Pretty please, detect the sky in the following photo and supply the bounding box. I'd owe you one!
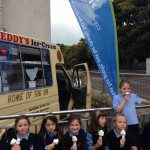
[51,0,84,45]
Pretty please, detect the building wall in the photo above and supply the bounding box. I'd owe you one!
[0,0,4,31]
[3,0,51,42]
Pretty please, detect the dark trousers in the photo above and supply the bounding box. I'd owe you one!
[128,124,141,150]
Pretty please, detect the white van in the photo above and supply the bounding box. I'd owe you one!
[0,31,91,130]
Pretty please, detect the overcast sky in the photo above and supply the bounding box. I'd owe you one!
[51,0,84,45]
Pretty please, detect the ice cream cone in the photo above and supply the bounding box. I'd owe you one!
[120,129,126,139]
[52,139,59,147]
[125,92,130,95]
[10,138,20,145]
[98,130,104,139]
[72,136,77,146]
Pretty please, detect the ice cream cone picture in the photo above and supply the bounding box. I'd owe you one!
[72,136,78,146]
[52,139,59,147]
[120,129,126,139]
[98,130,104,139]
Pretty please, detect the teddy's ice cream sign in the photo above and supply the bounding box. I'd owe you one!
[0,31,56,50]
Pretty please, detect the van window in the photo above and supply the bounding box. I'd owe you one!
[21,46,44,88]
[0,41,53,93]
[21,47,53,88]
[0,42,23,92]
[42,50,52,86]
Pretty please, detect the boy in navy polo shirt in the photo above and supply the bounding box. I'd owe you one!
[108,114,137,150]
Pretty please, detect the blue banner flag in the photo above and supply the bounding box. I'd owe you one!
[69,0,119,99]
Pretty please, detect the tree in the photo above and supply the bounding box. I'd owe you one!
[113,0,150,70]
[58,39,97,69]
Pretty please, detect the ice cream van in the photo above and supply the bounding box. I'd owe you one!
[0,31,91,132]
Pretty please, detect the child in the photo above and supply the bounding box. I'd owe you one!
[113,80,150,150]
[1,115,44,150]
[39,114,62,150]
[89,110,101,124]
[108,114,137,150]
[87,112,108,150]
[60,114,88,150]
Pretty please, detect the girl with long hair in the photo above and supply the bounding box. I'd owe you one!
[87,112,108,150]
[39,114,62,150]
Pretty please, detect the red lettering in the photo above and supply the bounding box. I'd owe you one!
[1,32,31,45]
[0,32,6,40]
[26,38,30,45]
[19,36,24,44]
[13,35,19,42]
[7,33,13,41]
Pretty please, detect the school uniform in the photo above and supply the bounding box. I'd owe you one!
[1,128,16,150]
[41,130,61,150]
[87,128,108,150]
[60,128,88,150]
[113,93,142,149]
[108,129,135,150]
[1,128,44,150]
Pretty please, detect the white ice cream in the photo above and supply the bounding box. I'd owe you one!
[10,138,16,145]
[120,129,126,139]
[16,138,20,144]
[72,136,78,142]
[10,138,20,145]
[52,139,59,146]
[98,130,104,137]
[125,92,130,95]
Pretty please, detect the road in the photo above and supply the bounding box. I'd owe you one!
[90,72,150,100]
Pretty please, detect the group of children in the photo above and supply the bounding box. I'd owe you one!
[0,112,142,150]
[1,111,144,150]
[0,113,135,150]
[0,80,150,150]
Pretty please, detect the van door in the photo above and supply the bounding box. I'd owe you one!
[71,63,91,109]
[56,66,72,119]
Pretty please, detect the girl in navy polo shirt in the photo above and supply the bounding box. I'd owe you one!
[39,114,62,150]
[87,112,108,150]
[60,114,88,150]
[1,115,44,150]
[113,80,150,150]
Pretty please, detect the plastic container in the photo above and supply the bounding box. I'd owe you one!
[28,81,36,88]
